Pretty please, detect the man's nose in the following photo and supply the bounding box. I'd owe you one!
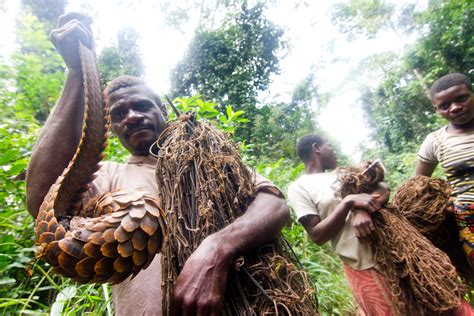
[450,102,463,113]
[124,109,144,125]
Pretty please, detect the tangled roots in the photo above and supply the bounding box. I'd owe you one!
[372,208,464,314]
[336,161,384,198]
[391,176,472,286]
[338,164,466,315]
[391,176,451,237]
[155,113,318,315]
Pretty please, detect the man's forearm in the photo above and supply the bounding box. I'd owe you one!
[206,191,289,260]
[308,199,352,245]
[171,191,290,314]
[26,69,84,217]
[415,160,437,177]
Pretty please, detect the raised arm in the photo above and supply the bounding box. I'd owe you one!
[415,160,437,177]
[26,13,93,217]
[171,191,289,315]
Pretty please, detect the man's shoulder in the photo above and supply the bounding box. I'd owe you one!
[425,125,446,139]
[288,174,309,189]
[97,160,127,176]
[289,172,336,191]
[100,160,126,169]
[426,125,474,144]
[420,126,446,147]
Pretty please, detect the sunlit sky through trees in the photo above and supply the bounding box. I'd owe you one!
[0,0,426,160]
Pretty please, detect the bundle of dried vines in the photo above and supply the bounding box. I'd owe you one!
[155,113,318,315]
[337,164,466,315]
[391,176,472,283]
[391,176,451,238]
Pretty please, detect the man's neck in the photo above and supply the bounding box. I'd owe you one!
[304,161,323,174]
[447,119,474,134]
[127,154,156,165]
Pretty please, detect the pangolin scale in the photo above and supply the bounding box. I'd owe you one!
[34,40,165,284]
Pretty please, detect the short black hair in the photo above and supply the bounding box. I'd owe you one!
[429,73,472,100]
[104,75,164,109]
[296,134,325,162]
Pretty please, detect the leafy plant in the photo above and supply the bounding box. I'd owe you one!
[169,95,249,134]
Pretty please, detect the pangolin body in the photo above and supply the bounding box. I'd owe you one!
[34,41,165,284]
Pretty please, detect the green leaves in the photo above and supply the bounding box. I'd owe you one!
[98,27,144,85]
[169,95,249,135]
[332,0,396,40]
[171,2,284,142]
[340,0,473,192]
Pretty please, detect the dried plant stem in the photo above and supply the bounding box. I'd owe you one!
[156,114,318,315]
[337,166,466,315]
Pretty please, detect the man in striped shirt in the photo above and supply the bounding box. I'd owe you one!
[416,73,474,271]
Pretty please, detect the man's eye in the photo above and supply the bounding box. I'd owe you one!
[438,103,450,110]
[135,102,150,111]
[112,111,125,120]
[457,95,467,102]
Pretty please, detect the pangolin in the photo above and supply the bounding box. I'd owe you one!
[34,38,165,284]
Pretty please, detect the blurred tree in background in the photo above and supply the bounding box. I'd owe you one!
[333,0,473,187]
[171,2,285,142]
[0,0,472,314]
[98,27,145,84]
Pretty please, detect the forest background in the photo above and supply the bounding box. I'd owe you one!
[0,0,472,314]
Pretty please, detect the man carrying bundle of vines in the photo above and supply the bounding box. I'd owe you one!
[288,134,473,315]
[416,73,474,273]
[26,12,291,315]
[287,135,393,314]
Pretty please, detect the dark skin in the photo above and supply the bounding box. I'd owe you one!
[298,141,388,244]
[26,13,290,315]
[416,84,474,177]
[108,84,169,155]
[415,84,474,215]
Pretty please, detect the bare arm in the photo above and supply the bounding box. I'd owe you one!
[300,193,381,245]
[415,160,437,177]
[349,182,390,239]
[26,13,92,217]
[172,192,290,315]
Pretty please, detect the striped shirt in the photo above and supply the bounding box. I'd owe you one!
[418,126,474,203]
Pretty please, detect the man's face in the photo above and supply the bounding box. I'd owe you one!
[433,84,474,127]
[108,84,168,155]
[319,142,337,170]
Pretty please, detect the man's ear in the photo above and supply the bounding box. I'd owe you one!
[157,101,168,120]
[433,104,441,115]
[312,143,321,154]
[161,106,169,121]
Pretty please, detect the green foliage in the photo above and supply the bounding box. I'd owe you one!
[0,19,60,310]
[21,0,67,33]
[407,0,474,81]
[13,14,65,122]
[251,74,318,161]
[171,2,283,109]
[332,0,396,39]
[169,95,249,134]
[339,0,473,191]
[171,1,284,142]
[0,11,112,315]
[103,136,130,164]
[358,64,440,153]
[98,27,145,85]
